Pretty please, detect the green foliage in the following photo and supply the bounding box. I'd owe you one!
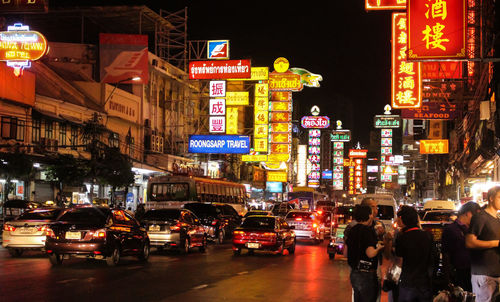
[97,147,134,189]
[45,153,89,187]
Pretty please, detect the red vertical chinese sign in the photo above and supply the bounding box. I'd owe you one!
[392,13,422,109]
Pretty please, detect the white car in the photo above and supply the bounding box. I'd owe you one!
[2,208,62,257]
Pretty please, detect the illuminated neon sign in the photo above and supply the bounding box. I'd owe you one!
[0,23,48,76]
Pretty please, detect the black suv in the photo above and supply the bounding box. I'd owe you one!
[183,203,242,244]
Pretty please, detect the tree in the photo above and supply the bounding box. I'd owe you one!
[98,146,135,204]
[0,151,34,202]
[81,113,107,201]
[45,153,89,206]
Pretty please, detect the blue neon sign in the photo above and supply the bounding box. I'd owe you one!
[188,135,250,154]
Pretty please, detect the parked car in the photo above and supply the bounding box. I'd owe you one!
[284,210,324,244]
[45,206,150,266]
[141,208,206,254]
[2,207,62,257]
[3,200,41,222]
[183,202,241,244]
[232,215,295,256]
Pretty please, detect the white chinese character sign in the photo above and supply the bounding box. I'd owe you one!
[209,99,226,116]
[209,116,225,133]
[209,81,226,97]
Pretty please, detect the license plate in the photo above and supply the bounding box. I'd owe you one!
[19,227,35,234]
[246,242,260,249]
[65,231,81,240]
[149,225,161,232]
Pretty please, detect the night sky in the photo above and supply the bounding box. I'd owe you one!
[54,0,395,146]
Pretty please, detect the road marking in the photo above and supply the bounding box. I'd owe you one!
[192,284,208,290]
[56,278,78,284]
[236,271,248,275]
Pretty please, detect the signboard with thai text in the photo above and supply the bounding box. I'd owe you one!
[226,91,249,105]
[331,130,351,142]
[392,13,422,109]
[419,139,449,154]
[269,71,303,91]
[408,0,467,59]
[348,149,368,158]
[189,59,251,80]
[267,171,287,183]
[401,102,459,120]
[301,116,330,129]
[374,115,401,128]
[228,67,269,81]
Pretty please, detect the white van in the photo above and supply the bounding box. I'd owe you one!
[355,194,398,229]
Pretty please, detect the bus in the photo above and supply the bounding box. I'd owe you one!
[287,186,328,211]
[146,175,248,215]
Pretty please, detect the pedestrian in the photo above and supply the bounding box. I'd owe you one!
[465,186,500,302]
[55,192,64,208]
[345,197,386,242]
[346,204,385,302]
[394,205,434,302]
[441,201,480,292]
[135,203,145,221]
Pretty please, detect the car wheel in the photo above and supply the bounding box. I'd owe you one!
[199,236,207,253]
[181,237,190,254]
[233,248,241,256]
[49,253,63,266]
[288,241,296,254]
[106,247,121,266]
[8,248,23,257]
[139,243,150,261]
[279,241,287,256]
[217,229,225,244]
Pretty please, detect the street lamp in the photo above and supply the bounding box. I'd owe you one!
[104,76,141,107]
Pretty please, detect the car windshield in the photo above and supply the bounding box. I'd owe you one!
[423,211,456,222]
[183,203,218,218]
[241,217,275,229]
[377,205,394,220]
[142,209,180,221]
[286,212,314,220]
[17,209,61,220]
[58,208,109,225]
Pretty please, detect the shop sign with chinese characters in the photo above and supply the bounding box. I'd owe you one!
[365,0,406,10]
[392,13,422,109]
[189,59,251,80]
[422,61,463,79]
[226,107,238,134]
[420,139,449,154]
[408,0,467,59]
[267,171,288,183]
[209,81,226,97]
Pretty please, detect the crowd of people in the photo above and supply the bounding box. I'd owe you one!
[345,186,500,302]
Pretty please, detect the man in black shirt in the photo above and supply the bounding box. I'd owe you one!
[395,206,434,302]
[442,201,480,291]
[465,186,500,302]
[346,205,385,302]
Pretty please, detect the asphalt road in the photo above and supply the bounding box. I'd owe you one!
[0,241,355,302]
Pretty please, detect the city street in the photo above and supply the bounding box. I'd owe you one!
[0,241,354,302]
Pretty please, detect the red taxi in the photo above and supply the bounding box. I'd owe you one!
[232,216,295,256]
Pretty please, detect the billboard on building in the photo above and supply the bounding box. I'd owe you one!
[408,0,467,59]
[365,0,406,10]
[99,33,149,84]
[188,135,250,154]
[189,59,251,80]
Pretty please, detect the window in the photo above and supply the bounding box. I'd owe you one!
[59,123,67,146]
[44,120,54,139]
[1,116,23,140]
[109,132,119,148]
[70,126,78,150]
[32,118,41,143]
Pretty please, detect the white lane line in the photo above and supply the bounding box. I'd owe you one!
[56,278,78,284]
[192,284,209,290]
[236,271,249,275]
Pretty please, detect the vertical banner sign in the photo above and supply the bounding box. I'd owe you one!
[254,83,269,152]
[209,81,226,133]
[408,0,467,59]
[297,145,307,187]
[99,33,149,84]
[381,129,393,182]
[348,160,355,195]
[392,13,422,109]
[269,91,293,162]
[308,129,321,188]
[354,159,364,193]
[226,107,238,134]
[332,142,344,190]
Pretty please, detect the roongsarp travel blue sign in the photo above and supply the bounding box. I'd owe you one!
[188,135,250,154]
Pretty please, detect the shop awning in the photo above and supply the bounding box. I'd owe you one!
[59,113,83,125]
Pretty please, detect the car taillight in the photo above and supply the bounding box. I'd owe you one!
[46,228,56,238]
[37,225,49,233]
[92,229,106,239]
[263,232,276,238]
[170,223,181,231]
[3,224,15,232]
[313,223,318,228]
[233,230,245,237]
[211,219,219,226]
[295,218,302,221]
[317,210,323,215]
